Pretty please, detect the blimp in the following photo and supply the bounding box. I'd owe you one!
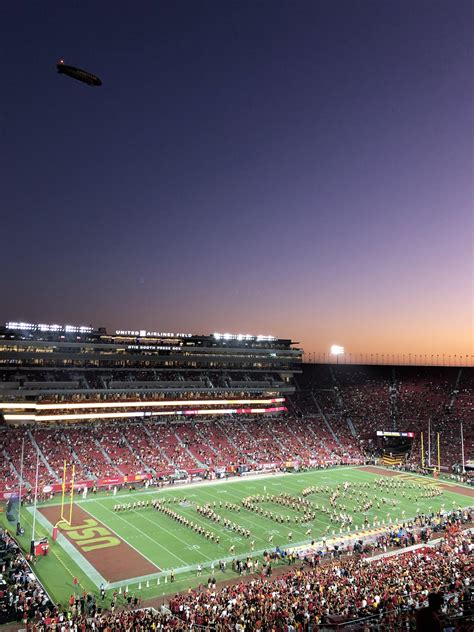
[56,59,102,86]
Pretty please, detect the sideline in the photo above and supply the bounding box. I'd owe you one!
[42,466,358,508]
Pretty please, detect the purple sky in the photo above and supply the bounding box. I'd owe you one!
[0,1,472,359]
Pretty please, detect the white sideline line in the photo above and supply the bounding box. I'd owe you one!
[31,468,472,592]
[28,507,106,588]
[125,506,216,563]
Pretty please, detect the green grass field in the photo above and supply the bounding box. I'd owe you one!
[2,466,472,606]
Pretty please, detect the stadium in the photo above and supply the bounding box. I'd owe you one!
[0,320,472,631]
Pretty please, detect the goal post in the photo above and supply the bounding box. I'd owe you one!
[421,432,441,477]
[54,461,75,534]
[421,432,424,468]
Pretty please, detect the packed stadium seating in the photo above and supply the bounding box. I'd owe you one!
[119,422,171,473]
[62,427,120,480]
[0,418,359,496]
[0,363,472,631]
[5,512,471,630]
[0,527,54,625]
[0,365,472,498]
[297,364,472,472]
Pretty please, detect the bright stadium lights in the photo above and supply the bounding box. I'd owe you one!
[6,321,36,330]
[213,332,276,341]
[6,322,93,334]
[38,324,62,332]
[4,411,146,422]
[331,344,345,365]
[3,405,287,423]
[0,397,285,411]
[115,330,192,337]
[0,403,37,410]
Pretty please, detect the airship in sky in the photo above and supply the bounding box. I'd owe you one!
[56,59,102,86]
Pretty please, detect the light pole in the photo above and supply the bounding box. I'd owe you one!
[428,418,431,468]
[330,345,344,365]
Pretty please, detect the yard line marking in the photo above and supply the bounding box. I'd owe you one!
[196,485,330,540]
[26,466,472,598]
[87,502,187,566]
[44,467,360,509]
[167,500,269,546]
[128,509,216,563]
[182,493,270,542]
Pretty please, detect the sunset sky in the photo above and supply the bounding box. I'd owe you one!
[0,1,472,360]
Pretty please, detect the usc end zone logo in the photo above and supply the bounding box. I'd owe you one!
[61,518,120,552]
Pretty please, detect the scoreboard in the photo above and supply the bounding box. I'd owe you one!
[376,431,415,438]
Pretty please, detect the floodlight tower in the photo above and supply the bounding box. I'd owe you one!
[331,345,344,365]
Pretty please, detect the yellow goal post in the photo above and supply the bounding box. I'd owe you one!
[55,460,75,529]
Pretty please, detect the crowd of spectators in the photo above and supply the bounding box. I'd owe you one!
[0,413,368,495]
[0,364,471,496]
[296,364,472,472]
[0,528,53,626]
[21,513,473,631]
[0,364,471,631]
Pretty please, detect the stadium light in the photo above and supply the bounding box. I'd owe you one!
[330,344,345,364]
[213,332,276,342]
[0,397,285,411]
[3,405,287,423]
[6,321,93,334]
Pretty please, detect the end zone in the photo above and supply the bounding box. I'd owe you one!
[39,504,160,583]
[359,465,474,498]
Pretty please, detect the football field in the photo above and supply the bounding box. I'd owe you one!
[4,466,472,606]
